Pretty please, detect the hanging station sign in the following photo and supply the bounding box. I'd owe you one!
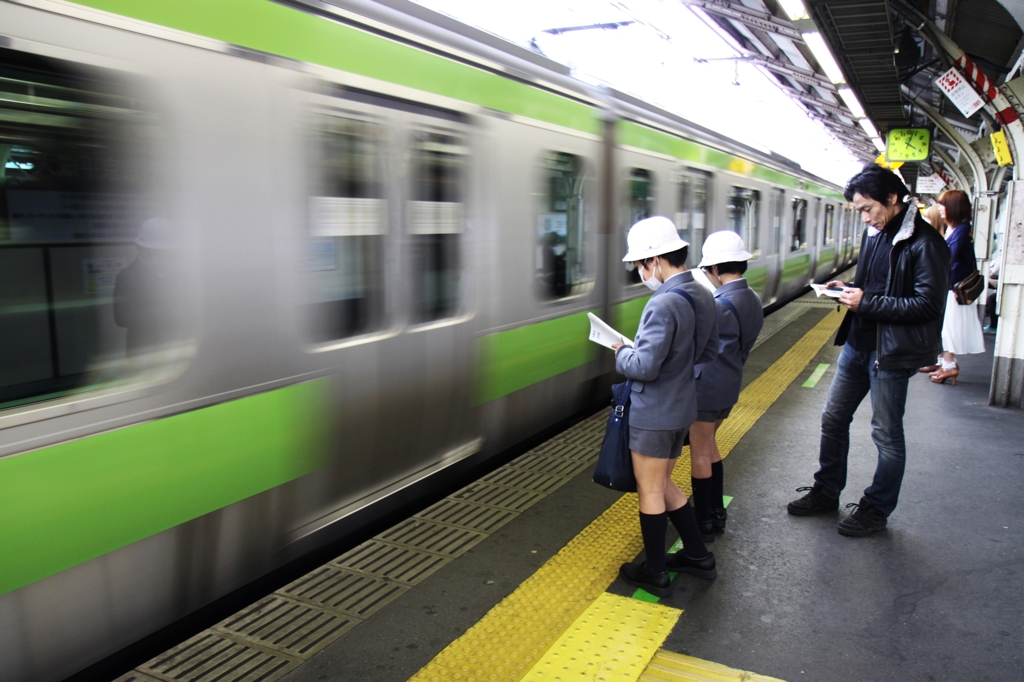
[936,67,985,118]
[915,174,946,194]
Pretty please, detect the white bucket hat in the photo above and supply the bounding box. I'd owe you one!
[697,230,753,268]
[622,216,689,263]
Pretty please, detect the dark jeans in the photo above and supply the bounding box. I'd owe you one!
[814,343,916,516]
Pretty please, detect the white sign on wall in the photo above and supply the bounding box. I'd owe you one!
[916,174,946,194]
[936,68,985,119]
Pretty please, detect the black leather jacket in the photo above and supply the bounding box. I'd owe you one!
[836,207,951,370]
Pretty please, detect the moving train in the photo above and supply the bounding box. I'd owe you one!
[0,0,859,679]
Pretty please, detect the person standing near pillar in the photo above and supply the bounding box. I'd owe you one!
[690,231,764,541]
[787,165,950,536]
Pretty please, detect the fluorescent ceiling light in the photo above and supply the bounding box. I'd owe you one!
[858,118,879,138]
[803,31,845,84]
[837,87,866,119]
[777,0,809,21]
[872,137,887,152]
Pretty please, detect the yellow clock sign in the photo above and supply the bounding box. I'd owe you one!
[886,127,931,162]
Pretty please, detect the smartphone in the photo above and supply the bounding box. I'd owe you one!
[826,284,847,292]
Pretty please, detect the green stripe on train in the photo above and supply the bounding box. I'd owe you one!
[0,381,329,596]
[781,254,811,283]
[745,265,768,294]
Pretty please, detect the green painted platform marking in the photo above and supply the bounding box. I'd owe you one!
[802,363,830,388]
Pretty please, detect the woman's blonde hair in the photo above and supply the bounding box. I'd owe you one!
[923,204,944,234]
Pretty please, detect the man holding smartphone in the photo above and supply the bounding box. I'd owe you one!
[787,165,950,536]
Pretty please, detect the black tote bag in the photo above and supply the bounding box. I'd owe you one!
[593,379,637,492]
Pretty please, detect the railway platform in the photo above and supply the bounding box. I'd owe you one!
[113,292,1023,682]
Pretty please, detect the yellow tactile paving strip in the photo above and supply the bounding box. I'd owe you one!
[640,650,786,681]
[409,308,843,682]
[521,593,680,681]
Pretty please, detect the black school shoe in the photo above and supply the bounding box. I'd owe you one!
[787,485,840,516]
[710,507,727,532]
[697,518,717,543]
[619,561,673,598]
[837,499,887,537]
[666,551,717,580]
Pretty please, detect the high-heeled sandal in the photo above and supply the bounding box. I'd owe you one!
[930,366,958,385]
[918,364,941,373]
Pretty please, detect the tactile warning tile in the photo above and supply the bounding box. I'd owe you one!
[521,593,680,681]
[409,309,844,682]
[639,650,786,681]
[138,631,298,682]
[214,595,357,659]
[278,565,407,618]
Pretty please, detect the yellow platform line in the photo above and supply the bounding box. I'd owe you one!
[409,308,843,682]
[640,650,786,681]
[521,593,680,681]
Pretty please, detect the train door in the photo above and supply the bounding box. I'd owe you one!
[814,203,837,282]
[764,188,785,303]
[676,168,711,267]
[726,185,767,300]
[778,195,812,299]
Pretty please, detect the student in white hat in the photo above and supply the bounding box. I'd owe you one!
[690,230,764,540]
[611,216,720,597]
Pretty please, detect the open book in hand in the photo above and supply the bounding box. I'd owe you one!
[588,313,633,349]
[810,283,845,299]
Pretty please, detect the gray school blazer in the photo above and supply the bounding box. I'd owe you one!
[615,271,719,431]
[695,278,764,411]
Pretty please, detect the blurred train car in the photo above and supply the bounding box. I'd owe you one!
[0,0,859,679]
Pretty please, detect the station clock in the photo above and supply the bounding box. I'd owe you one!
[885,127,931,162]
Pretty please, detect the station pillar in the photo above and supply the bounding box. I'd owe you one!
[990,181,1024,407]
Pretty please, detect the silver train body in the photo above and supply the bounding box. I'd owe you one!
[0,1,857,680]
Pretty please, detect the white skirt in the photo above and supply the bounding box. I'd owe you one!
[940,290,985,355]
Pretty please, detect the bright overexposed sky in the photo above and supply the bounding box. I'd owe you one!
[413,0,865,185]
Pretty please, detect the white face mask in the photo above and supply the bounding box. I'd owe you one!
[639,258,663,291]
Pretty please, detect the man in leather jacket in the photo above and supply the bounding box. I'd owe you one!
[788,165,950,536]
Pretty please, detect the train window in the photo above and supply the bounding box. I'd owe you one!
[626,168,654,284]
[823,204,835,245]
[537,152,590,299]
[0,48,180,412]
[727,187,761,259]
[306,114,386,342]
[410,130,465,322]
[770,189,784,256]
[790,198,808,252]
[676,171,709,265]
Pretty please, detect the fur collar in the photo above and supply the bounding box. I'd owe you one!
[867,204,917,244]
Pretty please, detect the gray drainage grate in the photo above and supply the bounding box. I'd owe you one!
[278,566,407,619]
[379,518,489,557]
[415,498,519,534]
[507,452,591,478]
[113,673,163,682]
[549,428,604,448]
[334,540,450,585]
[451,481,546,512]
[215,595,357,659]
[527,441,600,461]
[139,631,298,682]
[481,467,570,495]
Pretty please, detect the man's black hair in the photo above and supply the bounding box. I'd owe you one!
[706,260,747,275]
[844,164,910,204]
[644,245,688,269]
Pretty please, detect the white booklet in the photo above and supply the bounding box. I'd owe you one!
[588,313,633,349]
[810,282,845,299]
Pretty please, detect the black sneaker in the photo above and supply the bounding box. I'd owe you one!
[666,551,717,580]
[619,561,673,597]
[787,485,839,516]
[710,507,727,532]
[837,499,887,536]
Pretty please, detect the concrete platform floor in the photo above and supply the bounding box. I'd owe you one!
[281,309,1022,682]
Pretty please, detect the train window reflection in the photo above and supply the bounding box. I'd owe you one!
[410,130,464,322]
[727,187,761,259]
[770,189,784,256]
[823,204,835,246]
[537,151,591,299]
[626,168,653,284]
[676,171,709,265]
[306,114,385,342]
[790,198,808,252]
[0,48,181,411]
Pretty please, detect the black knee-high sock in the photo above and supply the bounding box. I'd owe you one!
[710,461,724,509]
[667,503,709,558]
[638,512,668,573]
[691,476,712,522]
